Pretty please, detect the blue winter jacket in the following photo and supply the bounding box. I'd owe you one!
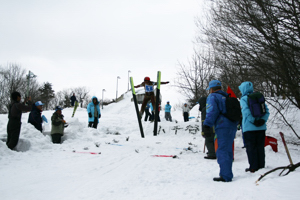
[149,103,154,112]
[239,82,270,132]
[204,90,238,129]
[87,96,101,122]
[165,104,171,112]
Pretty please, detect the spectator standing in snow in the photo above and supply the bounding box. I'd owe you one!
[70,93,77,107]
[182,103,190,122]
[6,92,32,150]
[199,96,216,159]
[203,80,238,182]
[239,81,270,173]
[165,101,172,122]
[87,96,101,129]
[134,76,169,118]
[51,106,68,144]
[144,102,152,121]
[28,101,44,133]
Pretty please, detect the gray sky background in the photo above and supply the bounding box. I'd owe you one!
[0,0,206,102]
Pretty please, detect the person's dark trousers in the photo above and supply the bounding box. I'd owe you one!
[244,130,266,170]
[71,101,75,106]
[205,132,216,157]
[88,117,98,129]
[6,119,21,150]
[144,109,151,121]
[51,133,62,144]
[165,112,172,122]
[184,112,189,122]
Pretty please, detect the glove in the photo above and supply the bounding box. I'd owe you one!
[99,114,101,118]
[89,113,92,118]
[42,115,48,123]
[254,119,265,127]
[64,123,69,128]
[203,125,211,138]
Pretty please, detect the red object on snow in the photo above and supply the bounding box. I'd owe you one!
[265,136,278,152]
[72,151,101,155]
[151,155,175,157]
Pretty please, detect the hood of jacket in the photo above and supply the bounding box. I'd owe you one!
[239,81,253,97]
[31,104,42,113]
[91,96,99,104]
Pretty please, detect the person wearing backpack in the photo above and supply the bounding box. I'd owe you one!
[203,80,238,182]
[239,81,270,173]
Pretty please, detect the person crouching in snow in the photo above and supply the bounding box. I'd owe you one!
[182,103,190,122]
[87,96,101,129]
[134,76,169,118]
[28,101,44,133]
[51,106,67,144]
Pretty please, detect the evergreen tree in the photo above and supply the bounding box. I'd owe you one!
[39,82,55,110]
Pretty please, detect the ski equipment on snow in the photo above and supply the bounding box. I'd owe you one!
[151,155,178,158]
[72,100,79,117]
[130,77,145,138]
[72,150,101,155]
[248,92,266,118]
[153,71,161,136]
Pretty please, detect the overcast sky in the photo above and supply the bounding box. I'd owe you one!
[0,0,206,101]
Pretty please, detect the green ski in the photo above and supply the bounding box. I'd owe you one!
[154,71,161,136]
[130,77,145,138]
[72,100,79,117]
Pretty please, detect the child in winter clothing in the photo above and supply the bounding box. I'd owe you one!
[182,103,190,122]
[28,101,44,133]
[239,81,270,173]
[7,92,32,150]
[87,96,101,129]
[51,106,67,144]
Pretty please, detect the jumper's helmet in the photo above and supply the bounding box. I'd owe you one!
[144,77,150,81]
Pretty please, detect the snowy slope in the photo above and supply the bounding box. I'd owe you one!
[0,91,299,200]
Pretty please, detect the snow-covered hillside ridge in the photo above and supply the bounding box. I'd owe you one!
[0,91,299,200]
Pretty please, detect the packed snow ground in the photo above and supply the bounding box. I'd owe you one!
[0,90,299,200]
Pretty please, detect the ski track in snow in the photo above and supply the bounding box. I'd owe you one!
[0,91,300,200]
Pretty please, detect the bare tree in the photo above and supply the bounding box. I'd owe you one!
[73,87,90,108]
[196,0,300,137]
[198,0,300,107]
[0,64,27,112]
[174,50,216,105]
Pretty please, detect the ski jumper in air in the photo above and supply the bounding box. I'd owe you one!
[134,76,169,117]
